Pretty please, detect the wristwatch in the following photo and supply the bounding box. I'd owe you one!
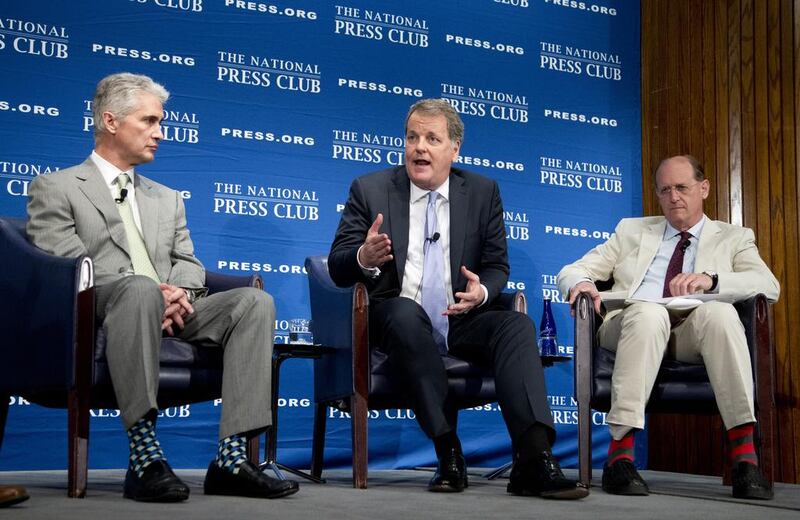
[703,271,718,292]
[183,287,208,304]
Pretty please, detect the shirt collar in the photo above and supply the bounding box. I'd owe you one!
[664,214,706,240]
[410,176,450,204]
[91,150,135,188]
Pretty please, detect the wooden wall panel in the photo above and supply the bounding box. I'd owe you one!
[641,0,800,483]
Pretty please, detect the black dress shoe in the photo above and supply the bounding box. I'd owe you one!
[601,459,649,496]
[732,462,773,500]
[204,460,299,499]
[507,451,589,499]
[428,449,468,492]
[0,485,29,507]
[123,460,190,502]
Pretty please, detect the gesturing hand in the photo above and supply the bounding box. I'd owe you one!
[445,266,482,316]
[358,213,393,268]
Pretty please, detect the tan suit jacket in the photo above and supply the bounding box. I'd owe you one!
[557,216,779,319]
[26,157,204,288]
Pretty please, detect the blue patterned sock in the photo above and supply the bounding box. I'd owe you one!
[215,434,248,475]
[127,418,165,477]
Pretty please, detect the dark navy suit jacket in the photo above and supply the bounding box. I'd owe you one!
[329,166,510,307]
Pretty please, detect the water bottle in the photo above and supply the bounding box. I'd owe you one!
[538,298,558,357]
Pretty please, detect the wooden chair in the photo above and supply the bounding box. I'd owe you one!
[572,290,776,486]
[304,255,527,488]
[0,216,261,497]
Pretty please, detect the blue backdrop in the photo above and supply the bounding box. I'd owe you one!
[0,0,643,472]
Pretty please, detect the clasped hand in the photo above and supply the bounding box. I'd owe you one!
[160,283,193,336]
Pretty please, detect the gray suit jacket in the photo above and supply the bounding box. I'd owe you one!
[557,216,780,320]
[26,157,205,288]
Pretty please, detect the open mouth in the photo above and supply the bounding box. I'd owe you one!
[413,159,430,167]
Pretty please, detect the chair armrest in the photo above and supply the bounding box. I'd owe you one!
[205,271,262,294]
[306,256,365,403]
[0,217,92,392]
[492,290,527,314]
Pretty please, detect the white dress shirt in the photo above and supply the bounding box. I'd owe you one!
[90,150,144,234]
[400,179,454,305]
[632,215,706,299]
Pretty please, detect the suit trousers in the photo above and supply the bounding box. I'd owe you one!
[95,275,275,439]
[598,301,756,440]
[370,297,555,446]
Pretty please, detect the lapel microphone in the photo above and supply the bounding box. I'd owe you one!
[680,238,690,252]
[426,232,441,243]
[115,188,128,204]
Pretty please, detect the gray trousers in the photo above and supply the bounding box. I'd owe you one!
[598,301,755,440]
[95,275,275,439]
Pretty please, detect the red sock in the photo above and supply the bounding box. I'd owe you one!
[728,424,758,466]
[607,431,635,465]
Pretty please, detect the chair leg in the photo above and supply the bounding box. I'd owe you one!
[0,394,8,452]
[247,436,260,465]
[68,288,95,498]
[350,395,368,489]
[67,390,90,498]
[722,430,732,485]
[310,402,327,479]
[754,298,776,484]
[574,294,594,487]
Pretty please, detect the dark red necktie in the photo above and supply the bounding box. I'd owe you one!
[662,231,692,297]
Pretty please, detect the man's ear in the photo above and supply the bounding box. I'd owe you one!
[102,111,117,134]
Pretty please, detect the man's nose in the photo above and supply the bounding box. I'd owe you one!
[154,125,164,140]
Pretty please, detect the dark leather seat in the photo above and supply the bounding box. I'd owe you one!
[0,216,261,497]
[305,255,526,488]
[572,289,776,486]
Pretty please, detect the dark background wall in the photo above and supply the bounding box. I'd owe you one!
[641,0,799,483]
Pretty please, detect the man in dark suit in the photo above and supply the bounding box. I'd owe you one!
[329,99,586,499]
[26,73,298,502]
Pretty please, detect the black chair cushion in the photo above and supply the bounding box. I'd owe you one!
[95,328,223,367]
[371,349,494,378]
[591,345,719,413]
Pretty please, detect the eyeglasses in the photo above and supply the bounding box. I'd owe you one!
[656,182,701,197]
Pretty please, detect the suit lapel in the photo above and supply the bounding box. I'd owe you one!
[389,169,410,284]
[75,159,129,255]
[694,218,721,272]
[448,172,468,289]
[630,219,666,297]
[134,174,160,263]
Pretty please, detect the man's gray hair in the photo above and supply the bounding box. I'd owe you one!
[405,98,464,146]
[92,73,169,136]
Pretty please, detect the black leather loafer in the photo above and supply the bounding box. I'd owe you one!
[601,459,649,496]
[507,450,588,499]
[0,485,29,507]
[428,449,468,492]
[204,460,299,499]
[123,460,190,502]
[732,462,773,500]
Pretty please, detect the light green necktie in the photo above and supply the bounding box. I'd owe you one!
[116,173,160,282]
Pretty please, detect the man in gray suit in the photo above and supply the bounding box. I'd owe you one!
[26,73,299,502]
[558,155,779,500]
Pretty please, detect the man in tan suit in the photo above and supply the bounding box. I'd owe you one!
[26,73,299,502]
[558,155,779,500]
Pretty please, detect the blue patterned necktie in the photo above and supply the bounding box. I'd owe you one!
[421,191,449,353]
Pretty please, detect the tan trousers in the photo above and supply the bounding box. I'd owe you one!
[598,301,755,440]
